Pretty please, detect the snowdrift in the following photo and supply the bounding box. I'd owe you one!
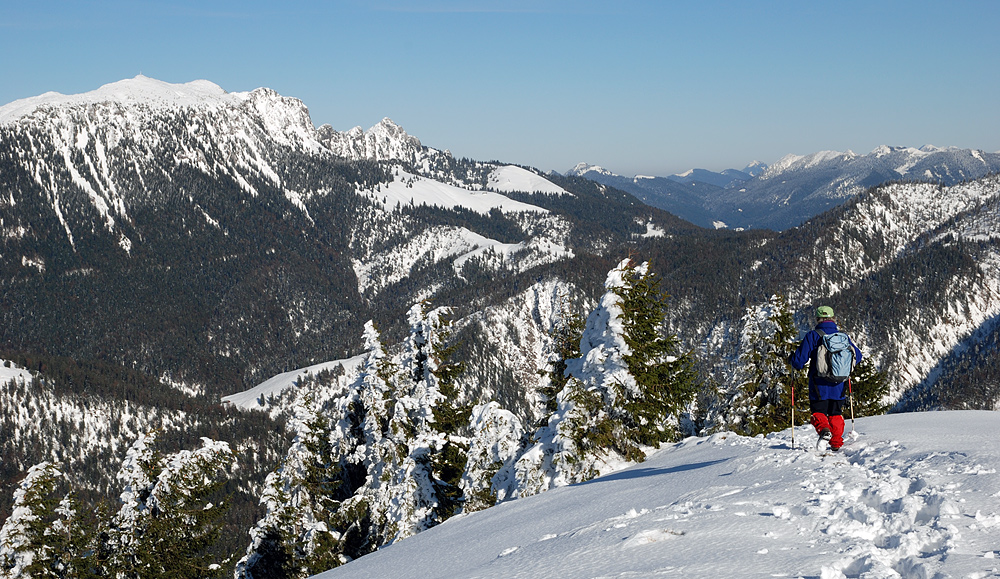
[316,411,1000,579]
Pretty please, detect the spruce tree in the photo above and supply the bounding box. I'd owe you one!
[426,310,471,522]
[235,472,300,579]
[538,304,584,419]
[730,295,808,436]
[847,357,891,417]
[237,394,349,579]
[515,258,701,492]
[238,321,396,577]
[613,260,700,448]
[461,402,524,510]
[0,462,73,579]
[109,433,233,579]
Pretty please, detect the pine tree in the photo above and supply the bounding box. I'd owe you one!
[109,433,233,579]
[613,259,700,448]
[514,258,701,493]
[0,462,72,579]
[729,295,808,436]
[847,357,891,417]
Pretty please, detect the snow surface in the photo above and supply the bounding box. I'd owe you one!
[0,75,244,124]
[221,355,366,410]
[361,169,548,215]
[316,411,1000,579]
[0,361,32,384]
[565,162,614,177]
[636,222,667,238]
[486,166,570,196]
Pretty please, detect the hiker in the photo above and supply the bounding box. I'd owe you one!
[789,306,862,451]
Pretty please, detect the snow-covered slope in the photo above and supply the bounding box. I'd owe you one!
[0,360,32,384]
[221,354,367,412]
[487,166,570,196]
[316,411,1000,579]
[571,145,1000,230]
[360,168,548,215]
[0,76,242,124]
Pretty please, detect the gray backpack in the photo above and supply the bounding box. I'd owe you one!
[814,329,855,383]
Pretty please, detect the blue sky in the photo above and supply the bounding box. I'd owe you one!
[3,0,999,176]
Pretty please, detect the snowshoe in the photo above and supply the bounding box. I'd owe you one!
[816,428,833,451]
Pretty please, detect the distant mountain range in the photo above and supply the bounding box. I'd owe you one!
[2,76,999,574]
[568,146,1000,230]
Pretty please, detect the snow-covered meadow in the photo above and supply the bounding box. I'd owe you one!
[316,411,1000,579]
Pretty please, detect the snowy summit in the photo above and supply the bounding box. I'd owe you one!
[316,411,1000,579]
[0,75,242,124]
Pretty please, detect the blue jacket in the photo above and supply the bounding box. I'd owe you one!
[789,320,863,401]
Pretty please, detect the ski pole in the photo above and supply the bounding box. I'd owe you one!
[790,382,795,450]
[847,377,856,435]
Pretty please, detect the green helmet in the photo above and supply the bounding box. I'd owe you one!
[816,305,835,319]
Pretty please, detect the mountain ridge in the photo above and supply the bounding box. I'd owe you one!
[2,76,1000,574]
[570,144,1000,230]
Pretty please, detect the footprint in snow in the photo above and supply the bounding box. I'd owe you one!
[621,528,685,549]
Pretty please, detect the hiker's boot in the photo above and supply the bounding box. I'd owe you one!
[818,428,832,441]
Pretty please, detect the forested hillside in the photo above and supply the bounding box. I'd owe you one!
[2,77,998,577]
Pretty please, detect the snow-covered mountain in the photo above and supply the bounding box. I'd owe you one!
[316,411,1000,579]
[667,167,752,188]
[724,145,1000,230]
[0,75,597,394]
[317,117,429,167]
[566,163,723,228]
[571,146,1000,230]
[3,76,1000,576]
[3,75,998,426]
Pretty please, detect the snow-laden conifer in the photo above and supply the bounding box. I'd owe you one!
[235,391,347,578]
[724,294,806,436]
[237,321,402,576]
[0,462,72,579]
[110,432,233,579]
[376,303,467,540]
[513,258,699,495]
[461,402,525,509]
[112,432,158,561]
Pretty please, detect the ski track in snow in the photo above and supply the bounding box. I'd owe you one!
[317,412,1000,579]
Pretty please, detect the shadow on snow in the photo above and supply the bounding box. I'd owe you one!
[581,458,734,485]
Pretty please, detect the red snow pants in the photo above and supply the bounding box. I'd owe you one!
[811,413,845,449]
[810,398,846,449]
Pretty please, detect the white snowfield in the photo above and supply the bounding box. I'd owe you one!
[486,166,570,196]
[0,75,242,124]
[362,169,548,215]
[316,411,1000,579]
[0,361,32,384]
[221,355,366,411]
